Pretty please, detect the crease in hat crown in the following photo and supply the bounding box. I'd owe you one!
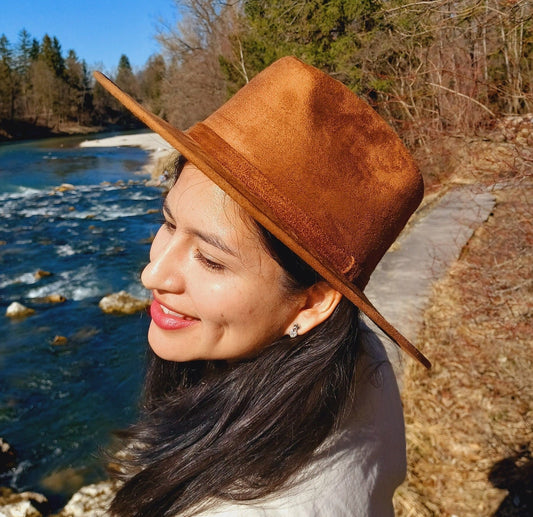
[93,56,431,369]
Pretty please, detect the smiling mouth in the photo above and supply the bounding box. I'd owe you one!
[150,299,199,331]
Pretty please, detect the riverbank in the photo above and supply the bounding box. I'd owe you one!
[0,120,106,143]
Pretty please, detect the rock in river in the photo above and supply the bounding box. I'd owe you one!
[0,487,48,517]
[54,183,75,193]
[98,291,149,315]
[55,481,115,517]
[0,438,49,516]
[34,270,52,280]
[37,294,66,304]
[52,336,68,346]
[5,302,35,318]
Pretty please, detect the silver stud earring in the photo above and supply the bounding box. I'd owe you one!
[289,323,300,338]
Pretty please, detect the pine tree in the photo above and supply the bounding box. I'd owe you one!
[113,54,140,125]
[239,0,383,92]
[32,34,67,125]
[51,36,65,77]
[63,49,83,121]
[115,53,138,96]
[139,54,166,116]
[16,29,33,77]
[29,38,40,61]
[15,29,33,118]
[39,34,65,77]
[0,34,16,119]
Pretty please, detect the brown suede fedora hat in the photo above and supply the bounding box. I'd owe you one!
[94,56,430,368]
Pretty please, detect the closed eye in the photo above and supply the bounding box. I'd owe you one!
[162,219,176,232]
[194,250,225,272]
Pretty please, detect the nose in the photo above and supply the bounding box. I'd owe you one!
[141,227,186,294]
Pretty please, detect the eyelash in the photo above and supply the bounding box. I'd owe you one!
[194,250,225,272]
[162,219,175,232]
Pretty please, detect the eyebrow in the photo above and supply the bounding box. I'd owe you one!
[162,199,238,257]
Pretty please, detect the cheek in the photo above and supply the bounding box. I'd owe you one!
[246,295,279,322]
[196,281,250,323]
[234,285,279,324]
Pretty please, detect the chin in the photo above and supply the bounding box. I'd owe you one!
[147,325,196,362]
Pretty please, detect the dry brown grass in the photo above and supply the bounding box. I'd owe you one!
[394,124,533,517]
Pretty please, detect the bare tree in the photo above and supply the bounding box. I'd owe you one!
[157,0,244,128]
[377,0,532,140]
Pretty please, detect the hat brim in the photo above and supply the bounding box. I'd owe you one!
[94,71,431,369]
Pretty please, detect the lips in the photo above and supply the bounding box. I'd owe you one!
[149,299,198,331]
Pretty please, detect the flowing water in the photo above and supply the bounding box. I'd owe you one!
[0,134,164,506]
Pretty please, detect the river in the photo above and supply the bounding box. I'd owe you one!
[0,133,163,507]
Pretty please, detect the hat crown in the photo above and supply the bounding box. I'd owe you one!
[188,57,423,288]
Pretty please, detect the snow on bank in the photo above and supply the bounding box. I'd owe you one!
[80,132,174,176]
[80,132,170,152]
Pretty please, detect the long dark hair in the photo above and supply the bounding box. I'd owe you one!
[108,156,361,517]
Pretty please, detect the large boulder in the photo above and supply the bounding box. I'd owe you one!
[98,291,149,315]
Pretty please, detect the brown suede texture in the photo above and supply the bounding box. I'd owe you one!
[188,57,423,290]
[93,57,430,368]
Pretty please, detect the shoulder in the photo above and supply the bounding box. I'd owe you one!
[292,326,406,516]
[195,326,406,517]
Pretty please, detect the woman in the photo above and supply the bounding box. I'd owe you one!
[96,56,430,517]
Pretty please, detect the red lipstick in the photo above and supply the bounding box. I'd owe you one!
[149,299,198,331]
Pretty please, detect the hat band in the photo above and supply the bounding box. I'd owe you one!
[187,122,361,284]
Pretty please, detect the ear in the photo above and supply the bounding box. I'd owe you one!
[285,282,342,336]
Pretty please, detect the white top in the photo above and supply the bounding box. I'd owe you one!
[195,326,406,516]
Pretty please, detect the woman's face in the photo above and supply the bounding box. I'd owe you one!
[141,163,304,362]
